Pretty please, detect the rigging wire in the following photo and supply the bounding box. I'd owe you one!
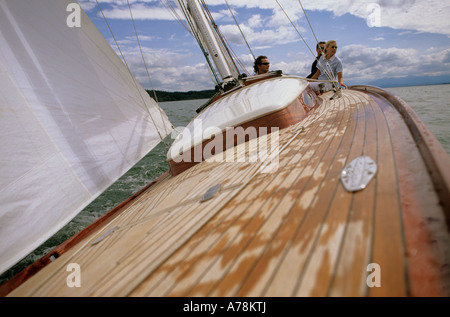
[95,0,171,140]
[160,0,191,34]
[126,0,174,138]
[296,0,334,81]
[204,0,250,76]
[160,0,218,83]
[200,0,240,78]
[127,0,158,103]
[223,0,255,61]
[297,0,321,51]
[275,0,336,84]
[220,33,250,75]
[177,0,223,87]
[95,0,127,69]
[160,1,226,84]
[163,1,247,80]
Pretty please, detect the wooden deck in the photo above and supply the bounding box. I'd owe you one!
[7,87,450,297]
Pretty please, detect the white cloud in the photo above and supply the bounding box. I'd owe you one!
[339,44,416,80]
[248,14,263,28]
[114,34,157,46]
[256,44,450,83]
[210,9,233,22]
[81,0,450,91]
[332,44,450,81]
[97,4,176,20]
[78,0,96,11]
[83,0,450,36]
[299,0,450,36]
[208,0,450,36]
[219,23,300,48]
[114,45,214,91]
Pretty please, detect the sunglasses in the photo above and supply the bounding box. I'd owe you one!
[261,62,270,65]
[331,46,338,49]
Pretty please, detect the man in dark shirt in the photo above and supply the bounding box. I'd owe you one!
[253,55,270,75]
[306,42,325,78]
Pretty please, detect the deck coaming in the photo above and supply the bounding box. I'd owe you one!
[8,88,450,297]
[375,92,450,296]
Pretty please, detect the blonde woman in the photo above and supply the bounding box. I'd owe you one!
[311,40,346,91]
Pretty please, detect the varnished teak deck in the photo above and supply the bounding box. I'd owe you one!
[8,88,450,297]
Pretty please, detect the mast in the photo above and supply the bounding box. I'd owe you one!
[182,0,240,87]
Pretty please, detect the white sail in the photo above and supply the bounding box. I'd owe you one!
[0,0,173,274]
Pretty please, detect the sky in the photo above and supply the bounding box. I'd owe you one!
[79,0,450,92]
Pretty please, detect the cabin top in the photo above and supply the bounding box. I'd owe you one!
[167,76,309,161]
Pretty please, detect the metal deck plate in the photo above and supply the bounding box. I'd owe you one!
[340,156,377,192]
[201,184,222,202]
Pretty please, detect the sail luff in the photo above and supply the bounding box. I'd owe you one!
[0,0,172,274]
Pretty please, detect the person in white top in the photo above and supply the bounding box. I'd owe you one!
[311,40,346,92]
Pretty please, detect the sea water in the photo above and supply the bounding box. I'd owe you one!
[386,84,450,153]
[1,85,449,285]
